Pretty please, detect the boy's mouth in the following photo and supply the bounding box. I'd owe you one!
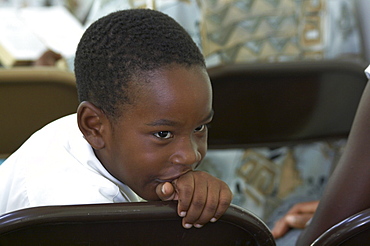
[155,170,192,183]
[155,175,181,183]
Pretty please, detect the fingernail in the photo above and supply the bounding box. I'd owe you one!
[161,184,166,194]
[184,223,193,229]
[210,217,217,222]
[194,224,203,228]
[180,211,186,217]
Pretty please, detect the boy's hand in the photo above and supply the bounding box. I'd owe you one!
[156,171,232,229]
[271,200,319,239]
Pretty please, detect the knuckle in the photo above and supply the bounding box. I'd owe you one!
[192,199,205,208]
[219,199,231,210]
[177,184,193,195]
[204,203,218,213]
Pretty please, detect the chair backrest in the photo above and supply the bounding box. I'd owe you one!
[0,67,78,157]
[311,208,370,246]
[207,60,368,149]
[0,201,276,246]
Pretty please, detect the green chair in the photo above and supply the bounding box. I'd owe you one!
[0,67,78,158]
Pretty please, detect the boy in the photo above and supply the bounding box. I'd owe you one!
[0,9,232,229]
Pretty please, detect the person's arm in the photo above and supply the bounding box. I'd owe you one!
[156,170,233,229]
[271,200,319,239]
[297,80,370,245]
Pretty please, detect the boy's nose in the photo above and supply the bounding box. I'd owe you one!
[170,137,202,167]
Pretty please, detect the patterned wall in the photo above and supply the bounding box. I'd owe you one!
[199,0,363,66]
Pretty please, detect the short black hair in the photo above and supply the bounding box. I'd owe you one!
[74,9,205,119]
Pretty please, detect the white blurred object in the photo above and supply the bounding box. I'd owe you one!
[0,7,46,66]
[325,0,362,59]
[18,5,84,58]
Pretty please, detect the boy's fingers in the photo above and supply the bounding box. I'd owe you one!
[179,172,232,229]
[180,174,207,228]
[191,182,232,228]
[163,171,232,229]
[173,174,195,220]
[156,182,176,201]
[210,183,233,221]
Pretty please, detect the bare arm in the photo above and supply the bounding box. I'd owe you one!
[297,80,370,245]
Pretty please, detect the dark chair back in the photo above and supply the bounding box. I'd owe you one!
[311,208,370,246]
[0,201,275,246]
[207,60,368,149]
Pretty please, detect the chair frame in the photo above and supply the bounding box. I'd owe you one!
[0,201,275,245]
[0,67,78,157]
[207,60,368,149]
[311,207,370,245]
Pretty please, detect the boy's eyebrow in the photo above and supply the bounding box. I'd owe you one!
[146,109,214,127]
[146,119,178,127]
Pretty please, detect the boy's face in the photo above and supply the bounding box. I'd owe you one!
[97,65,213,200]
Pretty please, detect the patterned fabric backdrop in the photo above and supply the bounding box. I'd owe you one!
[198,0,363,66]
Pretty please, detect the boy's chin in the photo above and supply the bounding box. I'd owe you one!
[140,193,161,201]
[135,188,161,201]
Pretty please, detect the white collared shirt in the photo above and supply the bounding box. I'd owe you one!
[0,114,142,215]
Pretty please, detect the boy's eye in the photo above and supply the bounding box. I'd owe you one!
[154,131,173,139]
[195,124,206,132]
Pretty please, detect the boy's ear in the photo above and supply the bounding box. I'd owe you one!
[77,101,108,150]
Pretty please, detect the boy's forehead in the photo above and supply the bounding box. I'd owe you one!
[127,65,210,102]
[111,66,211,129]
[138,65,209,84]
